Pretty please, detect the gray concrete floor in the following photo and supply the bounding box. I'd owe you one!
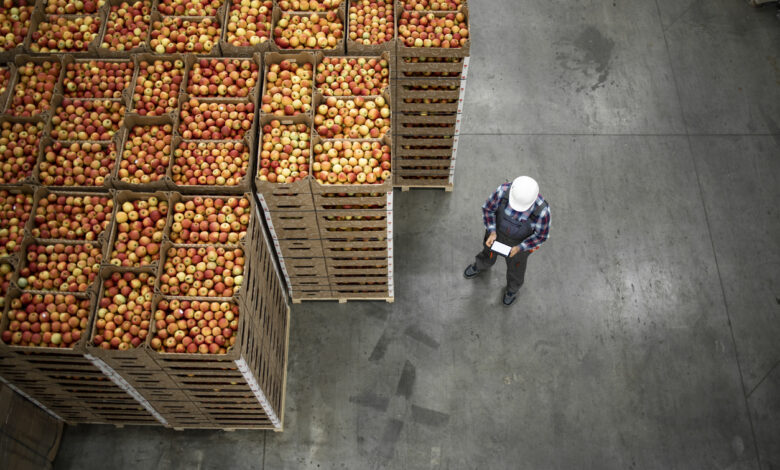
[54,1,780,469]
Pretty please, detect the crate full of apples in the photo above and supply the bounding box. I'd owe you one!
[311,136,392,190]
[272,8,345,55]
[315,54,391,97]
[255,114,312,190]
[346,0,395,55]
[0,1,35,62]
[98,0,153,57]
[4,55,64,118]
[0,118,46,186]
[260,52,315,117]
[220,0,273,55]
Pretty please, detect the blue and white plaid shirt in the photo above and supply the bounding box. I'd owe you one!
[482,183,551,251]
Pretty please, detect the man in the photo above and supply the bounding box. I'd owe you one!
[463,176,551,306]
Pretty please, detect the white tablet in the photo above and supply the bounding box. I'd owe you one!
[490,240,512,257]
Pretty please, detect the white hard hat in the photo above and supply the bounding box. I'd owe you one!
[508,176,539,212]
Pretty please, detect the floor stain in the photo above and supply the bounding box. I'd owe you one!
[555,25,615,92]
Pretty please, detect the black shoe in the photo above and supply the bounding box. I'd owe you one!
[502,290,518,306]
[463,264,480,279]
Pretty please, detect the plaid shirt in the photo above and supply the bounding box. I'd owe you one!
[482,183,551,251]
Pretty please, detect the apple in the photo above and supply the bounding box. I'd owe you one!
[63,60,133,99]
[0,2,34,52]
[278,0,341,11]
[0,120,45,184]
[91,271,154,350]
[316,56,389,96]
[100,1,151,52]
[109,197,168,267]
[169,196,251,245]
[314,95,390,139]
[149,16,219,54]
[18,243,102,293]
[273,11,343,50]
[1,293,92,348]
[151,299,239,354]
[51,98,125,141]
[31,194,113,241]
[348,0,394,46]
[7,60,61,117]
[157,0,221,16]
[0,190,33,258]
[398,11,468,48]
[225,0,272,47]
[30,15,101,53]
[38,141,118,188]
[45,0,105,14]
[186,58,259,99]
[260,60,313,116]
[401,0,463,11]
[133,59,185,116]
[159,246,245,297]
[179,99,255,140]
[258,120,310,184]
[171,140,250,187]
[313,140,391,185]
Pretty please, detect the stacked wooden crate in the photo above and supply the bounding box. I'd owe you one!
[392,0,469,190]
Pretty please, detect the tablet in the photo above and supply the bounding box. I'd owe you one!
[490,240,512,257]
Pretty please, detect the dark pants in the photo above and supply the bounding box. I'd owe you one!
[474,232,530,293]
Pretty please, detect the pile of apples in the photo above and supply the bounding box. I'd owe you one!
[16,243,102,293]
[133,59,185,117]
[157,0,221,16]
[224,0,272,47]
[30,15,101,53]
[169,196,251,245]
[170,141,250,187]
[0,120,45,185]
[7,60,60,117]
[316,56,389,96]
[159,246,245,297]
[401,0,463,11]
[313,140,391,184]
[150,16,219,54]
[63,60,133,99]
[348,0,393,46]
[100,1,151,52]
[92,271,155,350]
[31,193,114,241]
[0,190,33,258]
[186,58,259,99]
[315,96,390,139]
[119,124,172,185]
[0,2,34,52]
[274,12,343,50]
[179,99,255,140]
[260,60,313,116]
[51,99,126,141]
[109,197,168,267]
[257,120,310,184]
[0,261,12,308]
[0,67,8,97]
[45,0,105,14]
[278,0,341,11]
[150,299,239,354]
[398,11,468,48]
[0,293,92,348]
[38,141,118,188]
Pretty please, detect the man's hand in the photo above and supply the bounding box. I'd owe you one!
[509,246,521,258]
[485,232,497,248]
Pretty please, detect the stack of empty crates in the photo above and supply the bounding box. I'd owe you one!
[392,2,469,190]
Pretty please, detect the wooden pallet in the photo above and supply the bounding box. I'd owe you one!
[292,297,394,304]
[399,184,453,192]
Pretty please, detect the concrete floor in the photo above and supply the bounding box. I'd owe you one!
[55,1,780,469]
